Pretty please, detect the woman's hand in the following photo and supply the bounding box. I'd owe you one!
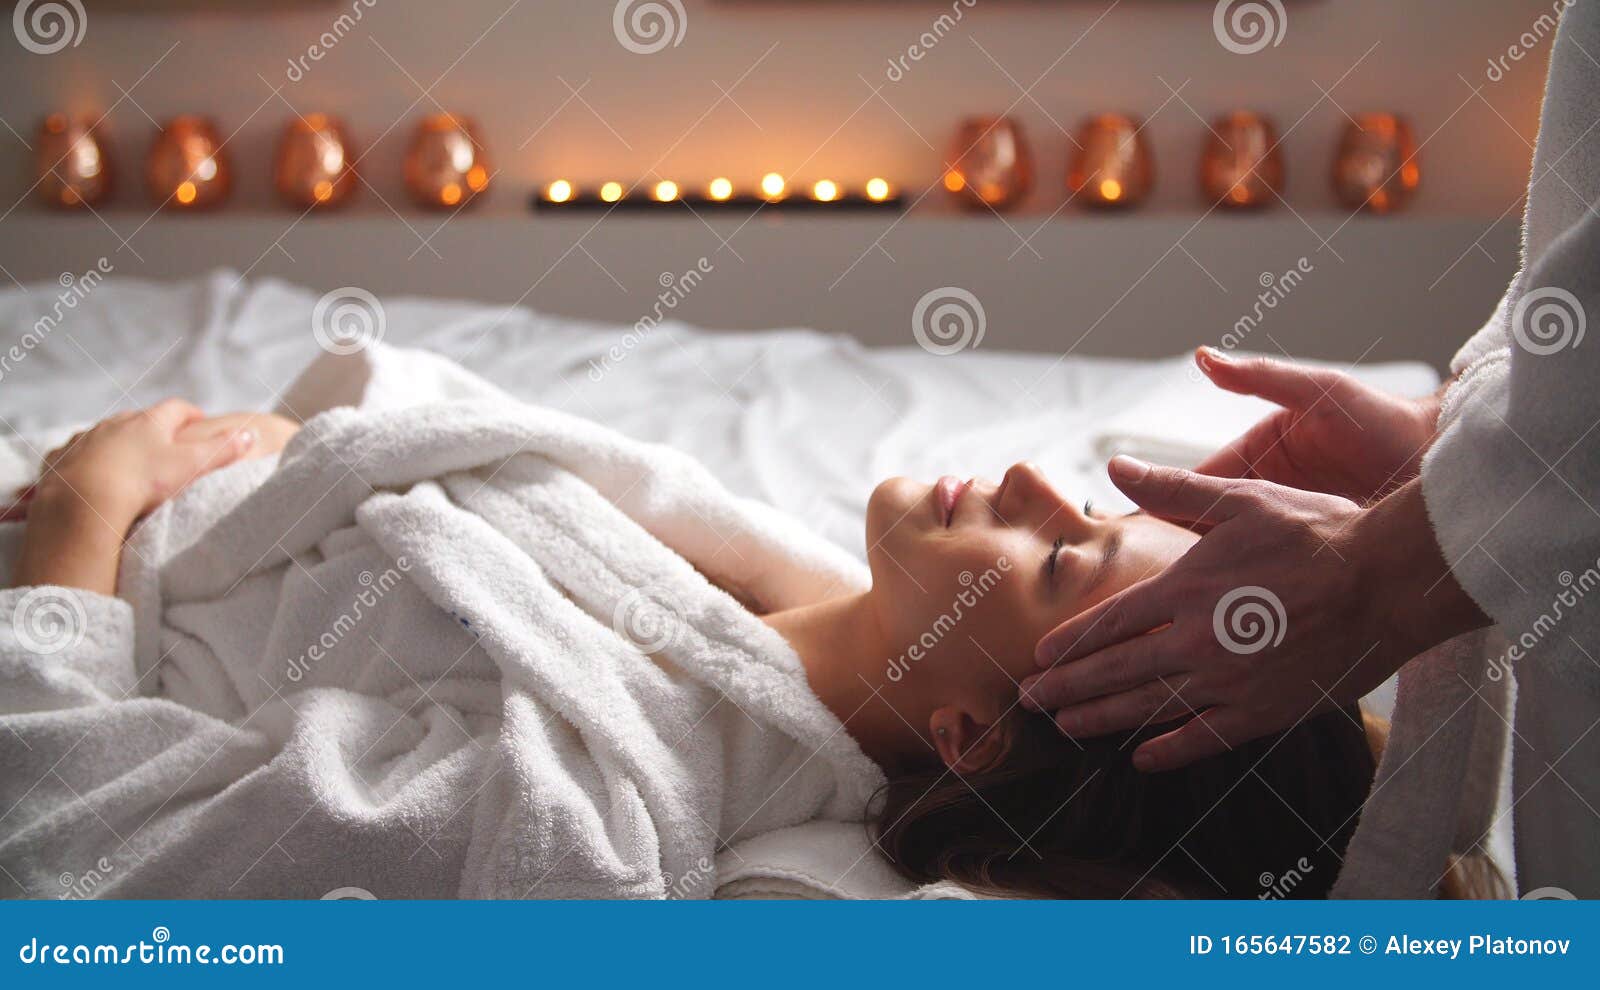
[7,400,263,597]
[4,409,298,524]
[31,399,259,530]
[1023,458,1489,772]
[1190,348,1442,504]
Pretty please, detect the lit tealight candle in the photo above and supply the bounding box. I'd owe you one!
[760,172,786,201]
[811,179,839,202]
[653,179,679,202]
[599,181,624,203]
[865,177,892,202]
[942,171,966,193]
[546,179,573,203]
[708,177,734,201]
[1099,178,1123,203]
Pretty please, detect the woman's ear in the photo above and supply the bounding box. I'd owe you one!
[930,706,1014,773]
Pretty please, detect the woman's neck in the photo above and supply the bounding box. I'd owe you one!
[762,592,918,769]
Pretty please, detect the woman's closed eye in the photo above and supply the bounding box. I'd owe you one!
[1046,536,1065,583]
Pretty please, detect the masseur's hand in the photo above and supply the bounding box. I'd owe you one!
[1022,458,1488,772]
[1190,348,1440,503]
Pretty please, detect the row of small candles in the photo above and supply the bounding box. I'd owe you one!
[536,174,900,210]
[32,108,1418,216]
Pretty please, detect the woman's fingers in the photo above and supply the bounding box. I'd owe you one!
[1108,456,1259,526]
[146,397,206,433]
[1035,573,1177,668]
[1196,348,1352,411]
[1131,707,1257,772]
[176,429,255,487]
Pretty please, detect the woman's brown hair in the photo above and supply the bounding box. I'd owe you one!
[871,705,1379,899]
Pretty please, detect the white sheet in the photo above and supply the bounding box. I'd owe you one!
[0,269,1439,550]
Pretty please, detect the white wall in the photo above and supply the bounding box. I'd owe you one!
[0,0,1566,365]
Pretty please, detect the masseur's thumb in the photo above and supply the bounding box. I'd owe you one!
[1197,347,1350,411]
[1108,455,1254,526]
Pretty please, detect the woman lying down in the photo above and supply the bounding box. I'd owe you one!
[0,349,1456,899]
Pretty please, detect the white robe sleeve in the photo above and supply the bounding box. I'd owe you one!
[0,586,139,711]
[1421,0,1600,698]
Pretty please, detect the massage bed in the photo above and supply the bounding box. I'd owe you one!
[0,271,1465,898]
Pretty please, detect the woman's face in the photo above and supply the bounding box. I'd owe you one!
[863,462,1198,725]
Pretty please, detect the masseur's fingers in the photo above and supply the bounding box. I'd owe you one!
[1044,676,1205,740]
[1131,707,1258,772]
[1195,348,1353,411]
[1034,572,1177,667]
[1024,622,1182,707]
[1107,455,1258,527]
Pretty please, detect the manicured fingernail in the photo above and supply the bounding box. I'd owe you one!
[237,429,256,449]
[1200,346,1229,364]
[1109,455,1150,482]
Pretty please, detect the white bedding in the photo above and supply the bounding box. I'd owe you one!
[0,270,1439,545]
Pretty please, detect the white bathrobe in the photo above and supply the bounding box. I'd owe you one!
[0,347,884,899]
[1422,0,1600,896]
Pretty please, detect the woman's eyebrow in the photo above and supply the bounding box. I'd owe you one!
[1082,526,1124,597]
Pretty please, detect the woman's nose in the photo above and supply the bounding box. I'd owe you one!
[1001,461,1060,513]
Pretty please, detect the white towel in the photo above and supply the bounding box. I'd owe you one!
[0,345,884,899]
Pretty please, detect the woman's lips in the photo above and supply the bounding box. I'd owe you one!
[934,476,973,526]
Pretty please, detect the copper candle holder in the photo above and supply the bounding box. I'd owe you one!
[273,114,358,209]
[1069,113,1153,209]
[35,114,111,209]
[943,115,1033,212]
[1200,111,1284,210]
[403,113,491,210]
[146,115,232,210]
[1333,113,1420,214]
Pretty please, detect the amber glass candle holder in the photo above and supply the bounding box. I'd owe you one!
[1333,113,1419,214]
[35,114,111,209]
[273,114,358,209]
[943,115,1033,212]
[1069,113,1153,209]
[1200,111,1284,209]
[404,114,491,209]
[146,116,231,210]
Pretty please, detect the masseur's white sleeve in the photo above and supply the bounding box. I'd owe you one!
[1420,0,1600,896]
